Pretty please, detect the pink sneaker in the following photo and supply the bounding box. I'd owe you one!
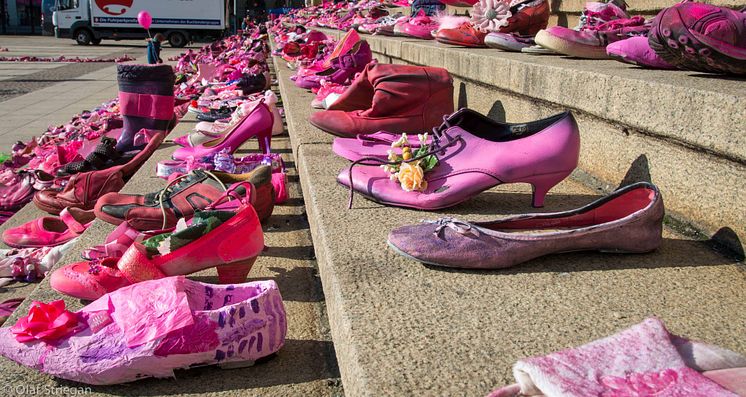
[535,16,649,59]
[648,2,746,75]
[607,35,676,69]
[0,276,286,385]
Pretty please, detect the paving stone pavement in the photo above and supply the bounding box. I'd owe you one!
[0,36,148,102]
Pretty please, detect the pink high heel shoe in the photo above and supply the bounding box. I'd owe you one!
[172,101,274,160]
[338,109,580,210]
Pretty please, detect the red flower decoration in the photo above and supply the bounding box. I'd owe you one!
[11,300,80,344]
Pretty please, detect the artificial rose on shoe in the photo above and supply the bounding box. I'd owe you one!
[10,300,81,344]
[1,277,286,385]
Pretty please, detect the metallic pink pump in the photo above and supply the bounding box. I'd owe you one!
[172,102,274,160]
[338,109,580,210]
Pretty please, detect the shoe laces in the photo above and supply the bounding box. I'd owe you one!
[345,113,463,209]
[157,170,227,229]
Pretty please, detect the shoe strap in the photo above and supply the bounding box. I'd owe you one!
[60,208,88,234]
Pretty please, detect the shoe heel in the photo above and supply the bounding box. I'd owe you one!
[524,170,573,208]
[258,134,271,154]
[216,257,257,284]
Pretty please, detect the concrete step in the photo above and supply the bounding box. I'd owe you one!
[316,28,746,256]
[272,47,746,396]
[0,69,343,394]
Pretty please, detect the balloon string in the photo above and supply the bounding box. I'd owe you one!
[147,29,152,38]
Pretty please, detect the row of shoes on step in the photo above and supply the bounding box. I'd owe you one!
[0,29,294,385]
[272,0,746,75]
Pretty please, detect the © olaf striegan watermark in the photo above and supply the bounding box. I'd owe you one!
[2,384,92,395]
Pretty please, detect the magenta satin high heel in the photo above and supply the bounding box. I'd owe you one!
[172,102,274,160]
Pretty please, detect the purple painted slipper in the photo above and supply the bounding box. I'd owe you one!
[0,276,286,385]
[387,182,663,269]
[338,109,580,210]
[648,2,746,75]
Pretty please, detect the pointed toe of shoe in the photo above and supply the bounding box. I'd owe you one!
[309,111,357,137]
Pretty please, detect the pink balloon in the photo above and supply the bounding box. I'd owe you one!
[137,10,152,30]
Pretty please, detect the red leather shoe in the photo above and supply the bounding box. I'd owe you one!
[94,166,274,231]
[33,131,165,215]
[309,63,454,137]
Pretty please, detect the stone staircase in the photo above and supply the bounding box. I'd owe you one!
[271,25,746,396]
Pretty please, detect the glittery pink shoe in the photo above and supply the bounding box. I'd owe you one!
[0,276,286,385]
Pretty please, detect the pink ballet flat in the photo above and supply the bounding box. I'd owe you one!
[0,276,286,385]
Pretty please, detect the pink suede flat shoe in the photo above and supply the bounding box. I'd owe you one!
[487,317,746,396]
[388,182,663,269]
[2,208,95,248]
[0,276,286,385]
[338,109,580,210]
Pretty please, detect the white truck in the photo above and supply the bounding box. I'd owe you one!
[52,0,229,47]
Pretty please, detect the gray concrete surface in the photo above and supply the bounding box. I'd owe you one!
[273,51,746,396]
[316,28,746,254]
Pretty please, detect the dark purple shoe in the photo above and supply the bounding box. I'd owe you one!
[649,2,746,75]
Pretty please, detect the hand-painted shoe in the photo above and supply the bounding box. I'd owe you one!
[388,182,663,269]
[487,317,746,397]
[177,91,283,148]
[607,36,676,69]
[94,167,275,231]
[648,2,746,75]
[2,276,286,385]
[52,197,265,300]
[309,63,454,137]
[338,109,580,210]
[172,102,274,159]
[2,208,95,248]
